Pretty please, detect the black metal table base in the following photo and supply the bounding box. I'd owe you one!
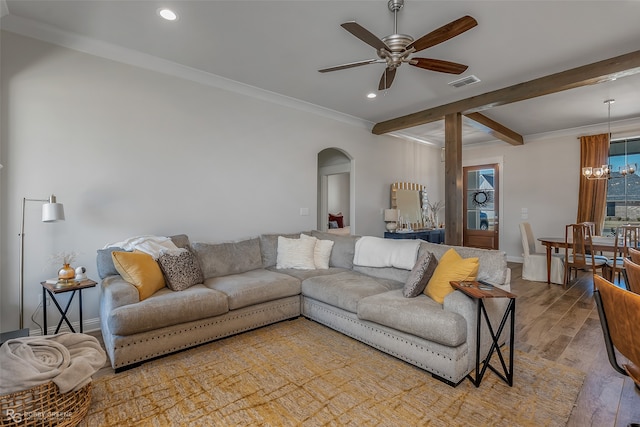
[467,298,516,387]
[43,289,84,335]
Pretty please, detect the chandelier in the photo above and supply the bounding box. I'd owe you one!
[581,99,637,180]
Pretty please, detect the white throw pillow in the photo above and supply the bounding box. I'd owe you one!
[276,236,316,270]
[301,234,334,269]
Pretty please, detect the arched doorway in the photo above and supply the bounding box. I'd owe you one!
[317,148,354,233]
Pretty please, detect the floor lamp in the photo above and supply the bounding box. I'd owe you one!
[19,195,65,329]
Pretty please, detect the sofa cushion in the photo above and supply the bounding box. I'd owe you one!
[157,250,204,291]
[97,246,127,279]
[111,251,166,300]
[301,271,403,313]
[169,234,191,250]
[310,231,359,269]
[259,233,306,268]
[276,236,317,270]
[192,238,263,279]
[424,248,479,304]
[204,269,301,310]
[107,285,229,335]
[403,252,438,297]
[357,289,467,347]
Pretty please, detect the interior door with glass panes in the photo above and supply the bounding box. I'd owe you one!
[464,164,499,250]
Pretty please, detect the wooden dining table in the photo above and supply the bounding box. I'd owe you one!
[537,236,617,284]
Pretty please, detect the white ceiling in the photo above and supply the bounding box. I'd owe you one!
[2,0,640,146]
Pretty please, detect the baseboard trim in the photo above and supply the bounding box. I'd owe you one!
[29,317,101,336]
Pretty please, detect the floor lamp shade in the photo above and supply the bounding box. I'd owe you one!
[42,195,65,222]
[19,194,65,329]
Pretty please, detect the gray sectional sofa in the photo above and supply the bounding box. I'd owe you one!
[97,230,511,386]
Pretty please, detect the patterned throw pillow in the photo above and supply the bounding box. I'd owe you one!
[403,252,438,297]
[158,250,204,291]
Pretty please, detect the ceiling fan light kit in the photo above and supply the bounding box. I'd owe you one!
[319,0,477,90]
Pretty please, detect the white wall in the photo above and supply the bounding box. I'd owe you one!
[0,31,444,333]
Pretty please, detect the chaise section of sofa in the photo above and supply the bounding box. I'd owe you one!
[299,233,512,385]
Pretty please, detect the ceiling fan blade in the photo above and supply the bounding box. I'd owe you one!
[318,59,382,73]
[410,58,468,74]
[341,21,389,51]
[406,15,478,53]
[378,68,397,90]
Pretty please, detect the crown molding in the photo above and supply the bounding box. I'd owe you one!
[1,13,373,131]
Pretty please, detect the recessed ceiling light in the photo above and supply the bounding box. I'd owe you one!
[158,8,178,21]
[367,93,377,99]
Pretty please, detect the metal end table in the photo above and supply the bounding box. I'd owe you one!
[41,279,97,335]
[451,280,517,387]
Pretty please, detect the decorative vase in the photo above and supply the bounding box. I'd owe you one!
[58,263,75,282]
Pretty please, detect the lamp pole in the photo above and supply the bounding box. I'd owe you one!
[18,195,64,329]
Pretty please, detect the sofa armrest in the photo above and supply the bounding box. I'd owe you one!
[100,275,140,315]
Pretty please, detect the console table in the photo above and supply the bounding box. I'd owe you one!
[384,229,444,244]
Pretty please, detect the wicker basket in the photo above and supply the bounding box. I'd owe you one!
[0,381,92,427]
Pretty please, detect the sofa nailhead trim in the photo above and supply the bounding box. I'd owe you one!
[114,299,299,367]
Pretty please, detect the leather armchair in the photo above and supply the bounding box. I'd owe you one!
[594,274,640,388]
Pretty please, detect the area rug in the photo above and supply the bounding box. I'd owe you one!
[81,318,584,426]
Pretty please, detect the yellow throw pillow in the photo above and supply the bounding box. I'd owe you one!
[111,250,165,300]
[424,248,479,304]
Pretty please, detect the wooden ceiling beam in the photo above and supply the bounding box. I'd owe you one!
[464,112,524,146]
[371,49,640,135]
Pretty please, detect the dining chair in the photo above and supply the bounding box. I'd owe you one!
[607,225,640,286]
[519,222,564,284]
[564,223,607,289]
[624,258,640,295]
[594,274,640,389]
[630,247,640,264]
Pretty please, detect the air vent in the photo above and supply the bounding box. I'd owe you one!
[448,75,481,88]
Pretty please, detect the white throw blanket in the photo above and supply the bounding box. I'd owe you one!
[353,236,420,270]
[0,332,106,395]
[104,235,184,259]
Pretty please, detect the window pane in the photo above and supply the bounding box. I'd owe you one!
[604,137,640,235]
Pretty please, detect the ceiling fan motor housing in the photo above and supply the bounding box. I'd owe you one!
[382,34,414,52]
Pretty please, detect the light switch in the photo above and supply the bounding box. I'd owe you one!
[300,208,309,216]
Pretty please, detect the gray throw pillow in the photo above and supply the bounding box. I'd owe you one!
[169,234,191,250]
[192,238,263,279]
[157,250,204,291]
[403,252,438,297]
[96,247,127,279]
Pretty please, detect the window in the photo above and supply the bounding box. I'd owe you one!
[603,137,640,235]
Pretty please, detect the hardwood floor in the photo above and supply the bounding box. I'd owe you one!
[508,262,640,427]
[89,263,640,426]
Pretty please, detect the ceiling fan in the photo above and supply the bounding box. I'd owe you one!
[318,0,477,90]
